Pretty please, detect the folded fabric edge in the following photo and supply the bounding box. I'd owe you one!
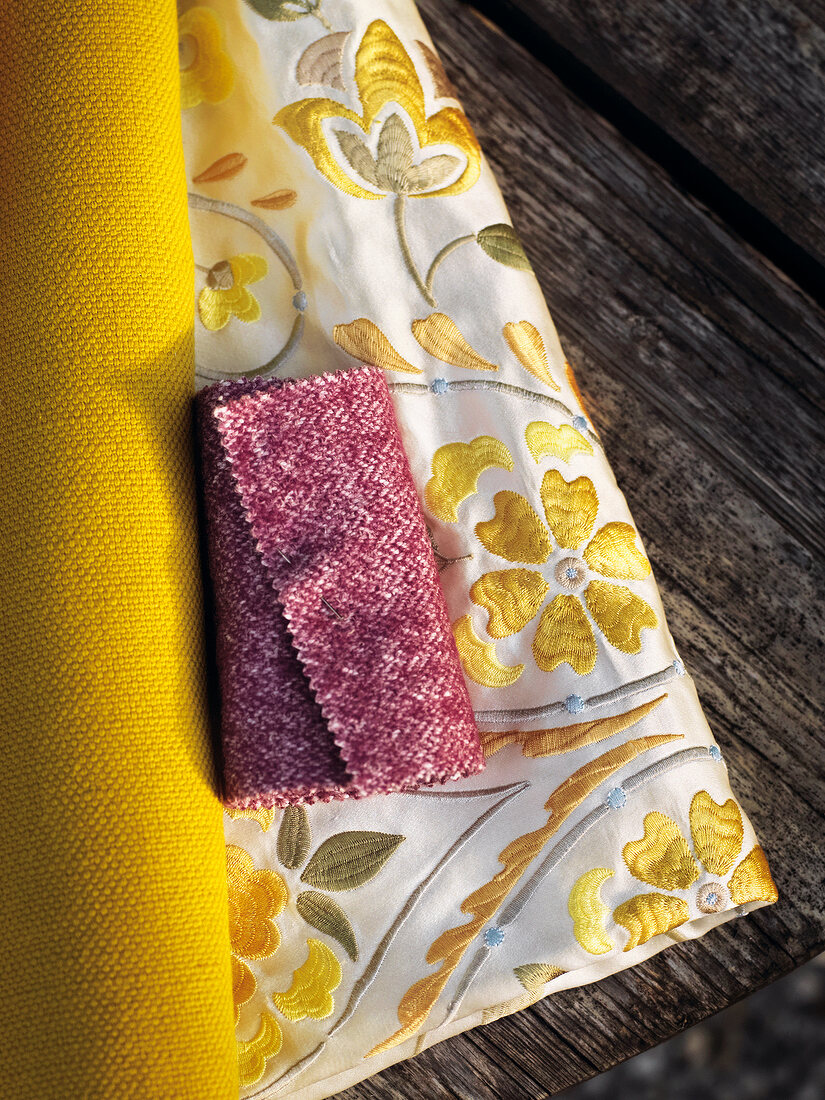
[209,366,485,804]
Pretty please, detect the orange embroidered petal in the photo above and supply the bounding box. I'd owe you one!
[584,522,651,580]
[470,568,548,638]
[333,317,421,374]
[584,579,658,654]
[475,490,551,564]
[622,812,699,890]
[728,846,778,905]
[540,469,599,550]
[488,694,667,759]
[232,957,256,1024]
[689,791,744,877]
[412,313,498,371]
[532,594,597,674]
[452,614,524,687]
[226,845,288,960]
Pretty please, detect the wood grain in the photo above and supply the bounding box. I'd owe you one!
[335,0,825,1095]
[471,0,825,276]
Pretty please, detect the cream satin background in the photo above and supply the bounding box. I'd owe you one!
[179,2,777,1098]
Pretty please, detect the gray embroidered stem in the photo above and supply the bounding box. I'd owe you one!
[442,745,716,1025]
[394,193,437,307]
[188,193,307,383]
[473,660,685,726]
[424,234,476,299]
[188,192,302,288]
[255,779,530,1097]
[387,379,602,451]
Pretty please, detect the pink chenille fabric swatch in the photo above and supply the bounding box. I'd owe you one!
[197,367,484,808]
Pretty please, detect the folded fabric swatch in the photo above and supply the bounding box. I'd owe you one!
[198,367,484,806]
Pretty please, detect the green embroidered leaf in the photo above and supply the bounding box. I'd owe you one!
[476,223,533,271]
[296,891,359,961]
[300,830,405,891]
[335,130,379,188]
[277,806,311,869]
[513,962,566,993]
[244,0,317,21]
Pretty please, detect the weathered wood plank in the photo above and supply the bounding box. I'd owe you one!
[337,1,825,1095]
[471,0,825,275]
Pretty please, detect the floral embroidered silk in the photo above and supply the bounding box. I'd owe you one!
[183,3,777,1096]
[0,1,777,1098]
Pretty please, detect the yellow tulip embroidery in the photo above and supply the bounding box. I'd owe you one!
[470,469,656,676]
[198,254,268,331]
[425,436,514,522]
[606,791,778,952]
[277,20,481,306]
[272,939,342,1021]
[178,7,234,110]
[275,20,480,201]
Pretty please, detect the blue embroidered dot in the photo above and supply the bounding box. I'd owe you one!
[565,566,578,580]
[565,693,585,714]
[292,290,308,311]
[673,657,685,675]
[705,891,719,907]
[484,927,505,947]
[606,787,627,810]
[708,745,723,763]
[572,415,587,431]
[431,377,449,394]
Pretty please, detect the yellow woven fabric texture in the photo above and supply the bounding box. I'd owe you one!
[0,2,238,1097]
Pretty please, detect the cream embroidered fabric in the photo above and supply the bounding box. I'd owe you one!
[180,2,778,1096]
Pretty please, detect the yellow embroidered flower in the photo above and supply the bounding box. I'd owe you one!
[469,469,657,675]
[612,791,777,951]
[275,20,480,200]
[178,6,234,110]
[227,844,288,1023]
[198,254,268,332]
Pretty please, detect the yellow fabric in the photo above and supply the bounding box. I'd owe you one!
[0,2,237,1096]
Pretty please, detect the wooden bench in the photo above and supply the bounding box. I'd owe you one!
[341,1,825,1096]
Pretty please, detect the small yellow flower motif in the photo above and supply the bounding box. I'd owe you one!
[275,20,480,200]
[178,7,234,110]
[198,254,268,332]
[469,469,657,675]
[226,843,288,1023]
[611,792,778,951]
